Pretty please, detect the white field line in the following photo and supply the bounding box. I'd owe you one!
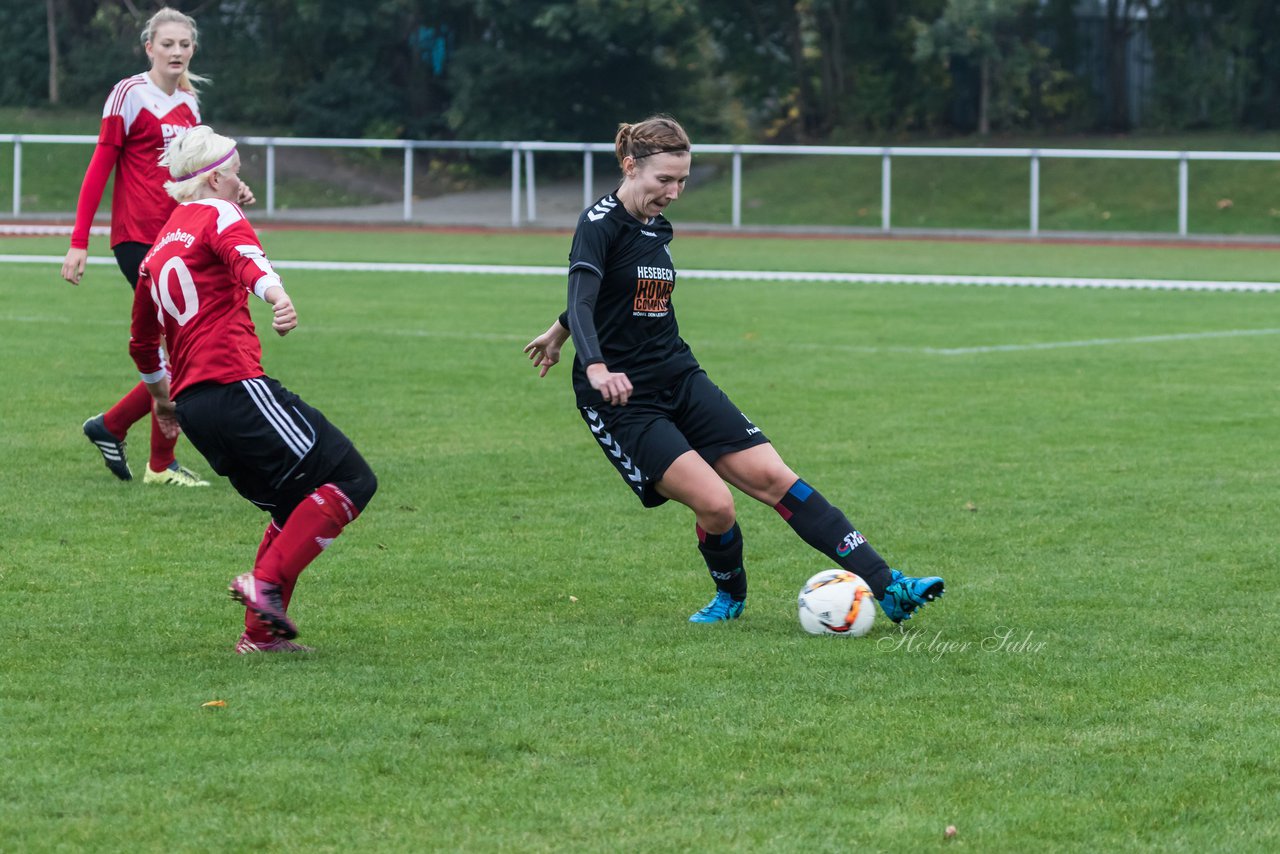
[6,253,1280,292]
[5,254,1278,355]
[917,327,1280,355]
[728,327,1280,356]
[0,225,110,236]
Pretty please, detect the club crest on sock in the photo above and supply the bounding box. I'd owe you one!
[836,530,868,557]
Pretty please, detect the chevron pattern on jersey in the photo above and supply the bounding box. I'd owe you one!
[584,407,644,490]
[586,196,618,222]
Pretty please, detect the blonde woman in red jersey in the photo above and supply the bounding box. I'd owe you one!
[62,7,252,487]
[130,126,377,654]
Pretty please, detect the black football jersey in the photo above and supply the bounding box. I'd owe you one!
[567,193,699,405]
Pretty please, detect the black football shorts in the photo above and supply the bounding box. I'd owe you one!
[175,375,355,516]
[579,368,769,508]
[112,242,149,290]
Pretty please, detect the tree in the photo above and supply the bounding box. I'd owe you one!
[1236,0,1280,128]
[698,0,815,139]
[443,0,721,141]
[1145,0,1280,129]
[1100,0,1149,130]
[699,0,947,140]
[825,0,952,135]
[913,0,1075,135]
[47,0,60,104]
[12,0,1277,138]
[0,0,58,107]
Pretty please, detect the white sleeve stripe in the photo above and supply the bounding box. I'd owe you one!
[107,77,147,132]
[234,243,282,299]
[214,202,242,233]
[105,75,143,119]
[253,275,283,301]
[190,198,245,233]
[139,369,166,384]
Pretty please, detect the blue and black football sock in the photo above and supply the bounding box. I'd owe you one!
[696,522,747,601]
[774,479,892,597]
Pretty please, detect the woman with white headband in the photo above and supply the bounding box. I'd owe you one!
[130,126,378,654]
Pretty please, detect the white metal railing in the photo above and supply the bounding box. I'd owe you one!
[4,133,1280,235]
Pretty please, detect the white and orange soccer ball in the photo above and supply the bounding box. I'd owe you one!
[797,569,876,637]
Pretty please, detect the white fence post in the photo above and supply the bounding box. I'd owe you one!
[12,137,20,216]
[265,142,276,217]
[510,146,521,227]
[583,148,594,210]
[880,150,891,232]
[1030,152,1040,236]
[1178,154,1189,236]
[731,148,742,229]
[524,148,536,222]
[403,145,414,222]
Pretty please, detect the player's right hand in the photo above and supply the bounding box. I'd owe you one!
[586,363,632,406]
[271,295,297,336]
[61,247,88,285]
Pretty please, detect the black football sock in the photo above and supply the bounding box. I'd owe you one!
[696,522,747,601]
[773,479,893,597]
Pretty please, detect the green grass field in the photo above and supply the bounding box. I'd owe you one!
[2,230,1279,852]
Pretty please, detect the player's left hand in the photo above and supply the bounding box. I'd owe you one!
[237,181,256,206]
[152,399,181,439]
[271,295,297,336]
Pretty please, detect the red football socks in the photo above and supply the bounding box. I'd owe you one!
[243,486,359,643]
[253,484,358,589]
[243,521,283,644]
[102,382,152,439]
[148,410,177,472]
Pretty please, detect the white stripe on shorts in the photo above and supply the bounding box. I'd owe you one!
[584,407,644,487]
[240,377,315,459]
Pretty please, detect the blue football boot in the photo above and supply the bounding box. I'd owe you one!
[689,590,745,623]
[877,569,945,623]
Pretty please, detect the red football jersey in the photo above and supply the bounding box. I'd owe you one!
[99,73,201,246]
[130,199,284,397]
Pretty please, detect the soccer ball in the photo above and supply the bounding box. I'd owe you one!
[797,569,876,637]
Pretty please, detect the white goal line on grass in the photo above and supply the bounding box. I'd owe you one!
[6,254,1280,293]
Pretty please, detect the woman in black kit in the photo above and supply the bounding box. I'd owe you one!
[525,115,943,625]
